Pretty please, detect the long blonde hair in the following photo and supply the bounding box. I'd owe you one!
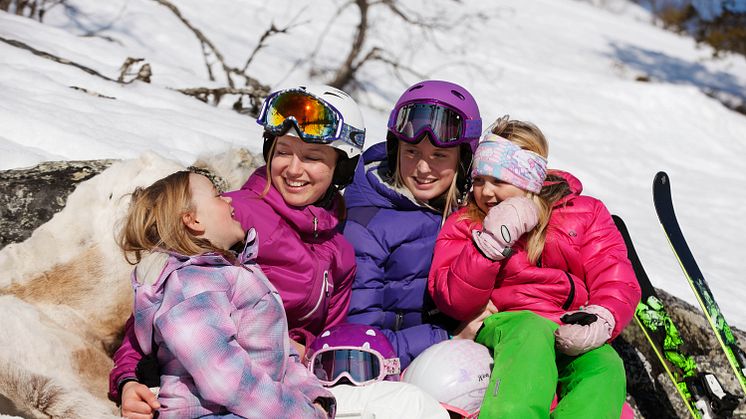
[464,117,570,264]
[118,171,231,265]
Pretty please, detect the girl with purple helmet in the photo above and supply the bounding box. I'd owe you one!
[343,80,496,369]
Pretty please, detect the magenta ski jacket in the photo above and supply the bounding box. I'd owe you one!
[429,170,641,340]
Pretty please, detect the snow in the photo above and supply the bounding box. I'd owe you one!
[1,0,746,327]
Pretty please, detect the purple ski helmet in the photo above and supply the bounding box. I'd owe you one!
[305,323,401,387]
[385,80,482,198]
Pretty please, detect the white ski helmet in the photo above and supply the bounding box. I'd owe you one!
[257,84,366,189]
[402,339,493,418]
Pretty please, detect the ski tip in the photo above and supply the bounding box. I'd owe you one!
[654,171,668,186]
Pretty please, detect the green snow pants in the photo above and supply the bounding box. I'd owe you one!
[475,310,626,419]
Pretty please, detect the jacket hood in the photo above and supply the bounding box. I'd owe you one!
[547,169,583,207]
[344,142,435,212]
[240,168,342,238]
[132,230,260,355]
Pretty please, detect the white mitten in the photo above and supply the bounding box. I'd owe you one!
[554,305,615,356]
[472,196,539,261]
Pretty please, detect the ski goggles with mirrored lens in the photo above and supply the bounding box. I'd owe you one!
[257,89,364,149]
[308,347,400,387]
[387,101,481,147]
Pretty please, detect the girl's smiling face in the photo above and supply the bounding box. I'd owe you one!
[188,173,245,250]
[471,175,527,214]
[398,138,460,202]
[270,135,339,207]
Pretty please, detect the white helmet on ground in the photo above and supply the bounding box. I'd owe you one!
[402,339,493,418]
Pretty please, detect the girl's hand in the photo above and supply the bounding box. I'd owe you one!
[473,196,539,261]
[291,339,306,360]
[555,305,615,356]
[120,381,160,418]
[313,402,329,417]
[453,301,498,340]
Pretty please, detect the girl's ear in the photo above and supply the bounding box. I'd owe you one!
[182,211,204,233]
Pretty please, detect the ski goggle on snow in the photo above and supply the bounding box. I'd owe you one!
[257,89,365,149]
[387,101,481,147]
[308,346,400,386]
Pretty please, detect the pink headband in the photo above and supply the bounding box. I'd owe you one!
[471,134,547,193]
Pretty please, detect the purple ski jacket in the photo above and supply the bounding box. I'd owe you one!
[130,233,333,418]
[342,143,451,369]
[109,168,355,401]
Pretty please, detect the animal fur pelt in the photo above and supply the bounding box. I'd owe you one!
[0,149,258,418]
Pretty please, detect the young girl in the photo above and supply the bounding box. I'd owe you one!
[119,171,333,418]
[343,80,494,369]
[428,116,641,418]
[110,85,364,417]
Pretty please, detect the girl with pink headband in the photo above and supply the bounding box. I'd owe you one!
[428,116,641,418]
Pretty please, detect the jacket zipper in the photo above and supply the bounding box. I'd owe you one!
[562,272,576,310]
[394,312,404,331]
[313,216,319,239]
[298,270,330,321]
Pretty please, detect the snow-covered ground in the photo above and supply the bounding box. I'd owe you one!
[2,0,746,327]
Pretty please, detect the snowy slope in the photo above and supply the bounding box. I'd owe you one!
[1,0,746,326]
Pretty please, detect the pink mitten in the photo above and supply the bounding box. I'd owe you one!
[472,196,539,261]
[554,305,615,356]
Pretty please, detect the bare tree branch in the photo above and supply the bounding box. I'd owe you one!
[372,50,427,80]
[150,0,270,96]
[150,0,234,86]
[0,35,118,81]
[0,36,152,84]
[118,57,152,83]
[241,14,307,74]
[329,0,369,89]
[321,0,477,91]
[68,86,116,99]
[175,86,266,116]
[0,0,62,21]
[377,0,453,29]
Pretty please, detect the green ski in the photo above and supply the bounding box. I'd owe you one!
[614,215,738,418]
[653,172,746,397]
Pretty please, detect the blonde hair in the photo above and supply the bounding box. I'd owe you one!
[118,171,232,265]
[464,117,570,264]
[393,139,461,223]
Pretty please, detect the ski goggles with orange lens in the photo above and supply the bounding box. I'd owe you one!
[308,346,400,387]
[387,101,481,147]
[257,89,364,148]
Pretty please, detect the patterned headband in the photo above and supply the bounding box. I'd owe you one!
[471,134,548,193]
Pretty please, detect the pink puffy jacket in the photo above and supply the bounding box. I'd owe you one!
[428,170,640,340]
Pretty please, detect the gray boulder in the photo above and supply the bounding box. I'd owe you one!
[0,160,115,249]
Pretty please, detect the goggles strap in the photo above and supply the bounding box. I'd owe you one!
[383,358,401,376]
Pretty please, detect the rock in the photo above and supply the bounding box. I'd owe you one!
[0,160,116,249]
